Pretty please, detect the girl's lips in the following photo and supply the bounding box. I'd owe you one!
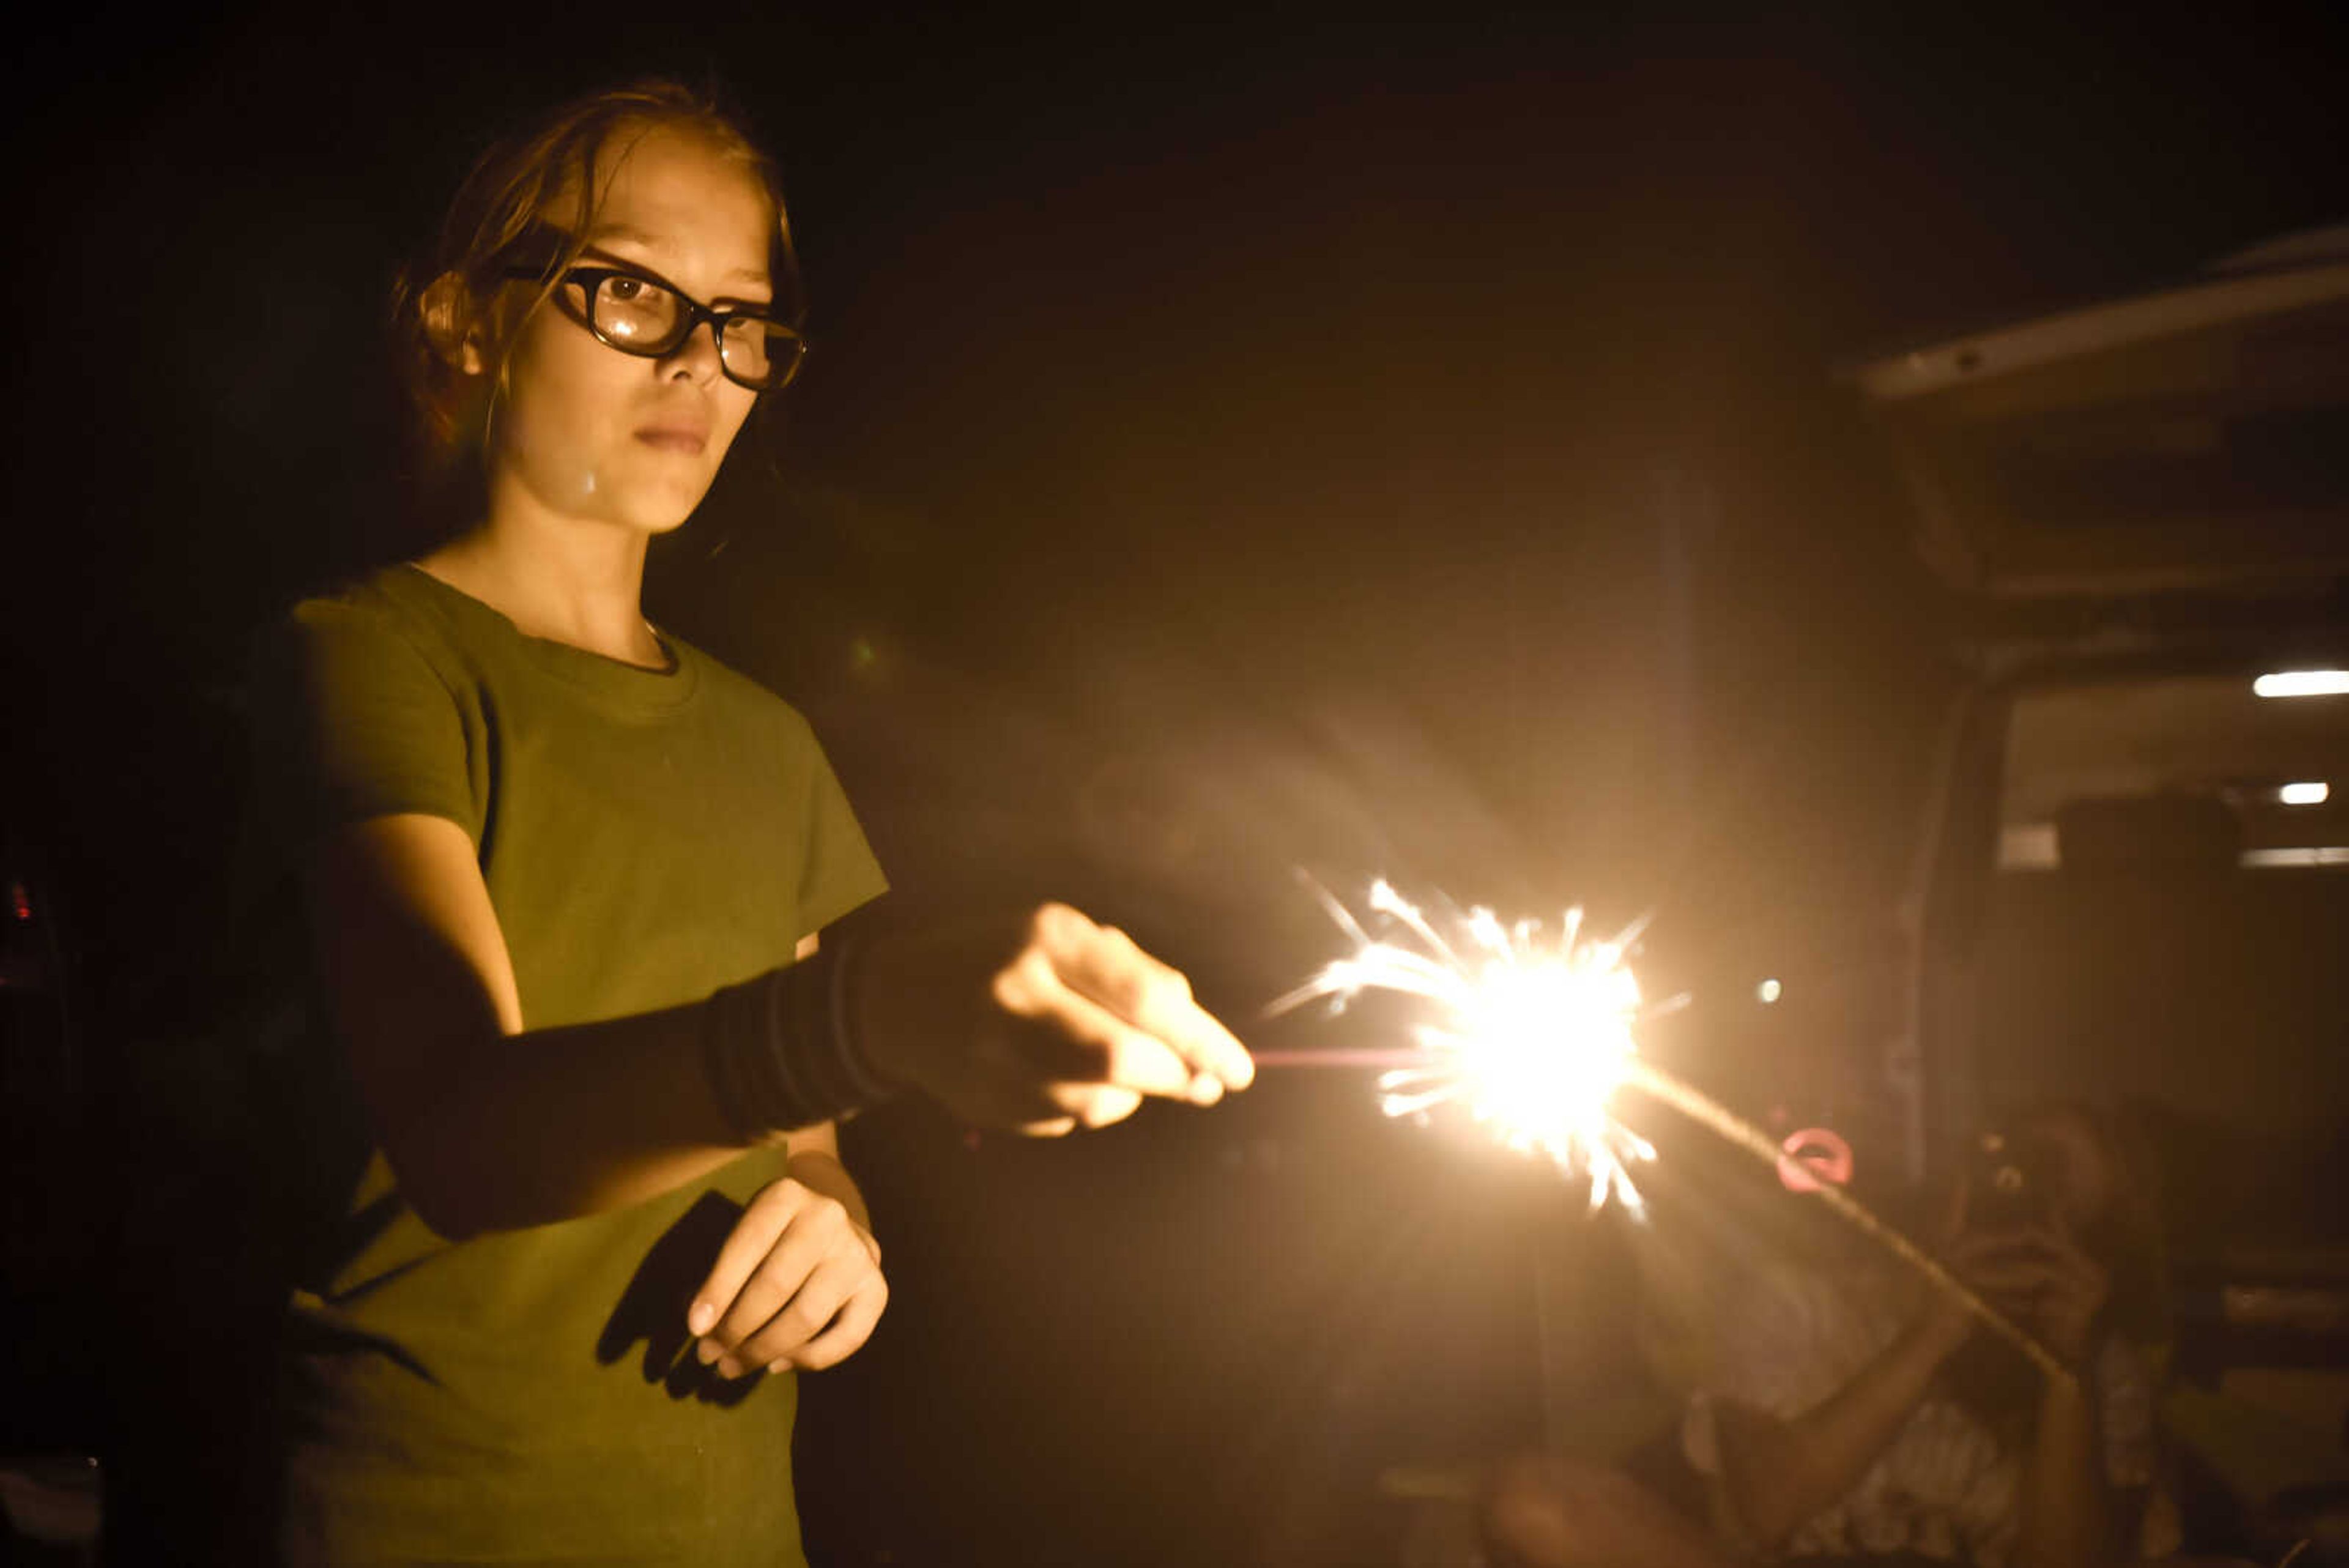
[635,429,708,454]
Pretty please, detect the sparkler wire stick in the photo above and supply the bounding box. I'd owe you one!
[1258,1047,2074,1387]
[1616,1060,2074,1386]
[1249,1049,1441,1070]
[1264,879,2077,1390]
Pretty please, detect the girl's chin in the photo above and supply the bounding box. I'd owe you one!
[586,479,716,536]
[507,450,718,535]
[627,471,721,528]
[600,502,700,538]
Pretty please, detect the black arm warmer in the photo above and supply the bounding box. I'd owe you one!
[700,934,899,1138]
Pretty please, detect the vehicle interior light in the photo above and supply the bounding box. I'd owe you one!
[2279,781,2331,805]
[2252,670,2349,698]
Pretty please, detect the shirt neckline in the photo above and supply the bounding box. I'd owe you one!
[387,562,704,716]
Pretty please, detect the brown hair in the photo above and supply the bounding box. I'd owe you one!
[390,77,799,468]
[2016,1096,2171,1347]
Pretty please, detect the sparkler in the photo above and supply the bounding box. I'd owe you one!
[1261,877,1672,1214]
[1260,878,2075,1387]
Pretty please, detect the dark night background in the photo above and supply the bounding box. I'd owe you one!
[5,6,2347,1564]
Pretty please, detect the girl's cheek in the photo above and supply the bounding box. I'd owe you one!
[497,395,607,509]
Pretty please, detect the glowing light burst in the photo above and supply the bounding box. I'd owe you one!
[1267,879,1685,1211]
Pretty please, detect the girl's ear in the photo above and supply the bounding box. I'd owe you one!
[419,272,487,376]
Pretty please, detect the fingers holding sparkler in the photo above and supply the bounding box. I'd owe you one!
[1042,908,1255,1101]
[860,901,1252,1135]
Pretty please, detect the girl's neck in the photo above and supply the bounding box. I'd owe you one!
[417,508,666,669]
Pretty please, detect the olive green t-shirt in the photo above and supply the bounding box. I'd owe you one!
[253,563,887,1566]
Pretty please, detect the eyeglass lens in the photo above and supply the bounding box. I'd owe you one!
[590,275,800,389]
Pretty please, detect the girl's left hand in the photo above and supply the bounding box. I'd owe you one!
[1974,1216,2109,1368]
[2025,1213,2110,1367]
[686,1178,887,1378]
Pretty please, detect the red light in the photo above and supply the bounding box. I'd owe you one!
[8,880,29,921]
[1777,1127,1855,1194]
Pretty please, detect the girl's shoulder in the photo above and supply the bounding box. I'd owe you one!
[255,565,484,713]
[280,562,467,656]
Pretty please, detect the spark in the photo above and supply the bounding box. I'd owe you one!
[1265,878,1680,1214]
[1264,877,2076,1387]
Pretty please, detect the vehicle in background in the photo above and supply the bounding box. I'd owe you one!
[1853,225,2349,1561]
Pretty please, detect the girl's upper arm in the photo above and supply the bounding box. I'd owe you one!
[306,812,524,1150]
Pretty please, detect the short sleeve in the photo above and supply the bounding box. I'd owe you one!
[793,736,887,937]
[250,598,481,851]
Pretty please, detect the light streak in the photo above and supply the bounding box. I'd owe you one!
[1264,878,2076,1386]
[2254,669,2349,699]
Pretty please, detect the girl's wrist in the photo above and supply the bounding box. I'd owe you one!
[702,940,899,1138]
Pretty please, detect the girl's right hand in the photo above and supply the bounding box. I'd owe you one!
[688,1175,885,1378]
[857,902,1254,1135]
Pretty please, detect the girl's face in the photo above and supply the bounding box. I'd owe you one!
[488,125,773,536]
[2019,1111,2118,1232]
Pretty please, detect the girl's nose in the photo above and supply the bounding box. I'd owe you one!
[663,320,727,384]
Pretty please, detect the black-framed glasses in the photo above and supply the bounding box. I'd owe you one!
[502,260,807,392]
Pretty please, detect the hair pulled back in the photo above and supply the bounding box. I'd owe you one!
[390,78,798,467]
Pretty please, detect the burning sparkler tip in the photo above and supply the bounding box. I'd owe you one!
[1281,879,1658,1211]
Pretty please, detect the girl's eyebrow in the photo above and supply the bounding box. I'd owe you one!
[568,242,777,310]
[583,223,771,287]
[573,239,670,273]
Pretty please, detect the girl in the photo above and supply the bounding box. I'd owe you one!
[251,78,1250,1566]
[1481,1102,2199,1567]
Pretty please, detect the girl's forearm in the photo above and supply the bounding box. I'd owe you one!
[393,994,777,1239]
[2014,1372,2113,1568]
[1719,1320,1956,1547]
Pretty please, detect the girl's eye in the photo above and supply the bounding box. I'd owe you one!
[591,274,680,343]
